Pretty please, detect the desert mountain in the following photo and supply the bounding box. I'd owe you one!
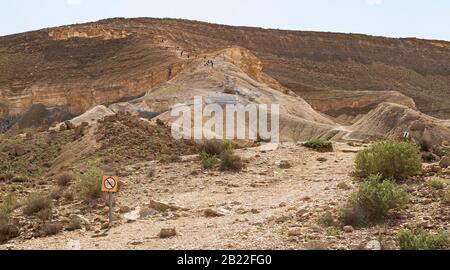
[1,17,450,125]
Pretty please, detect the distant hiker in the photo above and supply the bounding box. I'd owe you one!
[211,61,214,67]
[181,51,184,56]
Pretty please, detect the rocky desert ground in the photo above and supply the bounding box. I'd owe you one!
[0,124,449,250]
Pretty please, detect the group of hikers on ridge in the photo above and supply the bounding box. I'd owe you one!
[205,59,214,67]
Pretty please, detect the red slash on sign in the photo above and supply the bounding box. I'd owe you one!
[102,176,119,193]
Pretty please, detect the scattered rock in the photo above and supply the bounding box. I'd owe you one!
[64,120,75,130]
[422,151,438,162]
[124,207,141,222]
[204,208,226,217]
[159,228,177,239]
[439,156,450,168]
[317,157,327,162]
[343,226,354,233]
[341,149,359,153]
[119,206,131,214]
[277,160,292,169]
[73,124,86,140]
[149,200,184,212]
[129,240,144,246]
[259,143,279,152]
[365,240,382,250]
[288,227,303,237]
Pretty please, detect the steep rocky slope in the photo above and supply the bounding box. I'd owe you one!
[1,18,450,124]
[106,47,343,141]
[349,102,450,144]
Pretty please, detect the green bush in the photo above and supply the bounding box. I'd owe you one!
[303,139,333,152]
[397,229,449,250]
[340,175,408,227]
[442,190,450,205]
[427,177,446,190]
[40,222,63,237]
[200,151,219,170]
[200,140,233,156]
[0,214,19,244]
[355,140,422,180]
[78,165,103,201]
[22,195,53,216]
[55,172,74,187]
[0,193,18,214]
[0,172,15,182]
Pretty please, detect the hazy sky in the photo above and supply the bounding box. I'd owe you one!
[1,0,450,41]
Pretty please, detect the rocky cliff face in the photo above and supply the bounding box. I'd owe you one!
[48,25,130,41]
[1,18,450,123]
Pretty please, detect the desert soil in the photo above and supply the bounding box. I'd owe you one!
[1,142,448,250]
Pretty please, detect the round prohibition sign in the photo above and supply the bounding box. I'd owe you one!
[104,177,117,190]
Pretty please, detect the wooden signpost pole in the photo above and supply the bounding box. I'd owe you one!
[108,193,113,225]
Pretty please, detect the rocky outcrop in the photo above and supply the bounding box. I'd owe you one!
[349,102,450,145]
[303,90,417,124]
[116,47,341,142]
[48,26,130,40]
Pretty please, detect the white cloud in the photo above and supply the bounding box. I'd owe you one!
[66,0,82,6]
[366,0,383,5]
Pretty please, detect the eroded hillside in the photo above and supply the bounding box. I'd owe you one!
[1,17,450,124]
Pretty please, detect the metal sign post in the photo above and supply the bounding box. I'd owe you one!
[102,176,119,226]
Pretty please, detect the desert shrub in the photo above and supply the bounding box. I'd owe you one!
[0,172,15,182]
[0,193,18,214]
[22,195,52,216]
[56,172,73,187]
[40,222,63,237]
[66,216,82,231]
[354,140,422,180]
[35,208,53,221]
[318,212,336,227]
[168,154,181,163]
[442,190,450,205]
[78,165,103,201]
[200,151,219,170]
[63,190,74,202]
[219,150,243,172]
[200,140,233,156]
[156,153,167,163]
[0,214,19,244]
[303,139,333,152]
[397,229,449,250]
[10,175,29,183]
[340,175,408,227]
[427,177,446,190]
[50,188,64,201]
